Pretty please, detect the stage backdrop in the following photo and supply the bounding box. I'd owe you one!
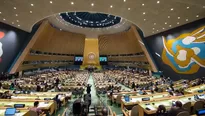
[144,18,205,80]
[0,22,31,73]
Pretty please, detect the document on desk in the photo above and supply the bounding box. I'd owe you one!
[38,102,48,108]
[146,105,156,110]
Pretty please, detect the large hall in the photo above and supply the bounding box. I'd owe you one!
[0,0,205,116]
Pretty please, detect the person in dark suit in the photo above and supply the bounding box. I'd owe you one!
[86,84,92,94]
[168,101,188,116]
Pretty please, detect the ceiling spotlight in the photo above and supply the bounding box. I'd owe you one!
[31,4,34,6]
[157,30,159,32]
[124,0,126,2]
[144,19,146,21]
[16,20,19,22]
[60,29,62,31]
[14,7,16,9]
[196,15,199,17]
[30,11,32,13]
[171,8,174,11]
[165,22,167,24]
[178,17,180,19]
[12,22,14,24]
[186,6,189,9]
[50,1,52,4]
[177,22,180,24]
[157,1,160,4]
[154,23,156,25]
[91,3,94,6]
[71,2,74,5]
[18,25,20,27]
[162,28,165,30]
[203,6,205,8]
[186,19,188,21]
[143,12,146,15]
[128,8,131,10]
[0,12,1,14]
[110,5,113,8]
[169,25,172,27]
[3,18,5,21]
[152,31,155,33]
[153,28,155,30]
[168,16,170,18]
[142,4,145,6]
[15,14,18,16]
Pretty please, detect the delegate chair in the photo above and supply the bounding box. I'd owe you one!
[182,102,191,114]
[192,100,205,114]
[131,105,139,116]
[176,111,190,116]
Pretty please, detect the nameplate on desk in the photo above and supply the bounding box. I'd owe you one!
[142,98,150,101]
[14,104,25,108]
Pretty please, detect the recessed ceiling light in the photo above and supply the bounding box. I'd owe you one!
[169,25,172,27]
[124,0,126,2]
[203,6,205,8]
[60,29,62,31]
[12,22,14,24]
[196,15,199,17]
[14,7,16,9]
[0,12,1,14]
[31,4,34,6]
[143,12,146,15]
[157,1,160,4]
[152,31,155,33]
[165,22,167,24]
[18,25,20,27]
[144,19,146,21]
[186,19,188,21]
[71,2,74,5]
[177,22,180,24]
[157,30,159,32]
[16,20,19,22]
[30,11,32,13]
[50,1,52,4]
[178,17,180,19]
[168,16,170,18]
[186,6,189,9]
[142,4,145,6]
[128,8,131,10]
[153,28,155,30]
[110,5,113,8]
[91,3,94,6]
[154,23,156,25]
[3,18,5,21]
[162,28,165,30]
[171,8,174,11]
[15,14,18,16]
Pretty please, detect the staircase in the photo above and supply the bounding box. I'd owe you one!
[88,106,96,116]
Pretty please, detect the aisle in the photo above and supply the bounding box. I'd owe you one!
[87,73,100,105]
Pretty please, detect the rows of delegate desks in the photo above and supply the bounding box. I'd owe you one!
[120,84,205,116]
[0,90,72,116]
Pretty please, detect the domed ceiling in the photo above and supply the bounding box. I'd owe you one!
[48,12,132,38]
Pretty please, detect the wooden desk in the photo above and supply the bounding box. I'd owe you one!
[0,108,29,116]
[184,84,205,94]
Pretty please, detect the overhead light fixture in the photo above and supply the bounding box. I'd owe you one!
[18,25,20,27]
[169,25,172,27]
[91,3,94,6]
[12,22,14,24]
[153,28,155,30]
[154,23,156,25]
[142,4,145,6]
[124,0,126,2]
[60,29,62,31]
[128,8,131,10]
[178,17,180,19]
[186,6,189,9]
[0,12,1,14]
[177,22,179,24]
[16,20,19,22]
[171,8,174,11]
[186,19,188,21]
[196,15,199,17]
[165,22,167,24]
[157,1,160,4]
[157,30,159,32]
[50,1,52,4]
[3,18,5,21]
[168,16,170,18]
[14,7,16,9]
[203,6,205,8]
[162,27,165,30]
[15,14,18,16]
[110,5,113,8]
[30,11,32,13]
[144,19,146,21]
[71,2,74,5]
[31,4,34,6]
[152,31,155,33]
[143,12,146,15]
